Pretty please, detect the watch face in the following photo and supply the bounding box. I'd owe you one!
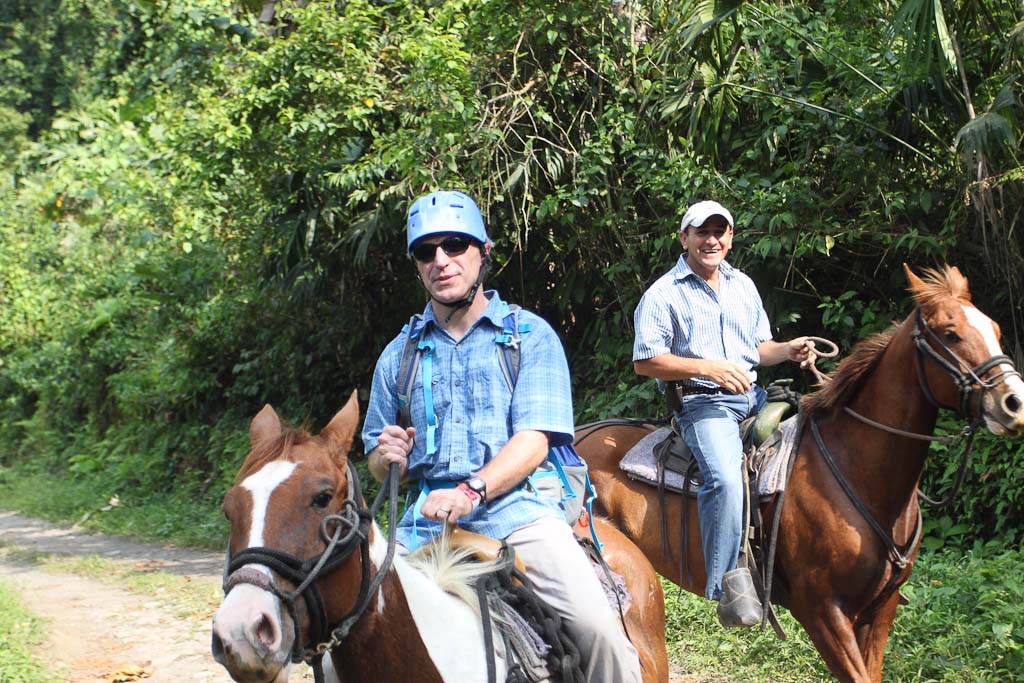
[468,477,486,495]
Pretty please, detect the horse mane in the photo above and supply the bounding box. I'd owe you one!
[909,264,971,308]
[800,265,969,415]
[405,536,501,619]
[235,425,315,483]
[800,327,897,415]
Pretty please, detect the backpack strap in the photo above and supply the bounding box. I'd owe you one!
[395,314,425,429]
[397,305,529,435]
[418,339,438,456]
[494,303,530,391]
[394,314,436,455]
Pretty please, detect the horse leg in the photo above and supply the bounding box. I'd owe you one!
[855,592,901,683]
[796,603,873,683]
[591,519,670,683]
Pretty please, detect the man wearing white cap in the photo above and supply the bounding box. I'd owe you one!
[632,200,814,626]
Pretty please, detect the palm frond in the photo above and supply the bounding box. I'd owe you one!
[955,110,1015,171]
[891,0,957,79]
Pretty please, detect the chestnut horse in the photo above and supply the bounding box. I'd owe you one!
[211,391,669,683]
[577,265,1024,683]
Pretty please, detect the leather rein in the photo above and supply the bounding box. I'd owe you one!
[809,307,1021,572]
[221,462,400,682]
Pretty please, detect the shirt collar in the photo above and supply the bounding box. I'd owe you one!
[418,290,504,333]
[673,253,735,282]
[479,290,508,327]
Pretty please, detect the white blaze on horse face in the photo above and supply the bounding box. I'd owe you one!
[962,305,1024,396]
[242,460,298,548]
[211,460,299,674]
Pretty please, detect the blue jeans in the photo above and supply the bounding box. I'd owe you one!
[674,385,767,600]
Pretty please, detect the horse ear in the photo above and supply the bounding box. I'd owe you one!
[903,263,925,293]
[321,390,360,463]
[250,404,282,447]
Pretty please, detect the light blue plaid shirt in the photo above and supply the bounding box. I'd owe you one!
[633,255,772,391]
[363,290,572,549]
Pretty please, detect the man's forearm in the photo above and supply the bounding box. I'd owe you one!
[634,355,708,381]
[756,340,788,366]
[473,430,550,499]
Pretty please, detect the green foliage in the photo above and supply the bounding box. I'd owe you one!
[921,427,1024,545]
[662,544,1024,682]
[0,464,228,549]
[889,543,1024,681]
[0,0,1023,549]
[0,579,55,683]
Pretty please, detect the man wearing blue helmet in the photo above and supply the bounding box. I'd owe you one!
[363,190,642,681]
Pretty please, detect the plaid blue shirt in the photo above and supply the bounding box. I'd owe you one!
[363,290,572,548]
[633,255,772,391]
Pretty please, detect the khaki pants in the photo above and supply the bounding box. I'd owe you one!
[505,516,642,683]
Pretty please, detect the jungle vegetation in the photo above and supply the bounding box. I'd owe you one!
[1,1,1023,678]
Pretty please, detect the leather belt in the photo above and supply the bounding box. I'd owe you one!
[675,384,726,397]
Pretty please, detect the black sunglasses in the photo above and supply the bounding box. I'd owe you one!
[411,236,475,263]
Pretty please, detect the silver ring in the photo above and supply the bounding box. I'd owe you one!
[439,508,450,514]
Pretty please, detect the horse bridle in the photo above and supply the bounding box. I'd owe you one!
[909,308,1021,417]
[810,307,1021,573]
[221,462,400,682]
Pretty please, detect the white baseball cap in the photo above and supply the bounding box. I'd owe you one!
[679,200,734,232]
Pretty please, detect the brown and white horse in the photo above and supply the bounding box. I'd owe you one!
[211,392,669,683]
[576,265,1024,683]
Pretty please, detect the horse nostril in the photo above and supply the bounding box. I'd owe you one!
[211,630,228,664]
[250,611,280,651]
[1004,392,1023,416]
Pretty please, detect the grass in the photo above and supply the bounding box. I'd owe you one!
[886,541,1024,682]
[0,465,228,549]
[0,578,58,683]
[663,583,830,682]
[2,463,1023,682]
[660,541,1024,683]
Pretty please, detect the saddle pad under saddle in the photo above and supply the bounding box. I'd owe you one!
[619,415,802,497]
[493,543,632,683]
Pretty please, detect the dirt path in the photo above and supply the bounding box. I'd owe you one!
[0,511,691,683]
[0,511,313,683]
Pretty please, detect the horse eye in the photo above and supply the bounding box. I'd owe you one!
[943,330,961,343]
[312,492,332,509]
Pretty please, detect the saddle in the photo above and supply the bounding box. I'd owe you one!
[448,527,527,576]
[424,528,629,683]
[651,400,792,491]
[635,381,804,638]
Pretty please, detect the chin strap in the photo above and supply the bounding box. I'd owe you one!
[421,252,492,324]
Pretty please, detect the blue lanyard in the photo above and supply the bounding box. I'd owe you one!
[418,339,437,457]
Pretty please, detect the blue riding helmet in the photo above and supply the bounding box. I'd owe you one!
[406,190,489,252]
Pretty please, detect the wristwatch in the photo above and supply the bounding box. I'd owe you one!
[464,476,488,504]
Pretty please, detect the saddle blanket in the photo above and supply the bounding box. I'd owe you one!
[494,551,632,683]
[619,416,802,497]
